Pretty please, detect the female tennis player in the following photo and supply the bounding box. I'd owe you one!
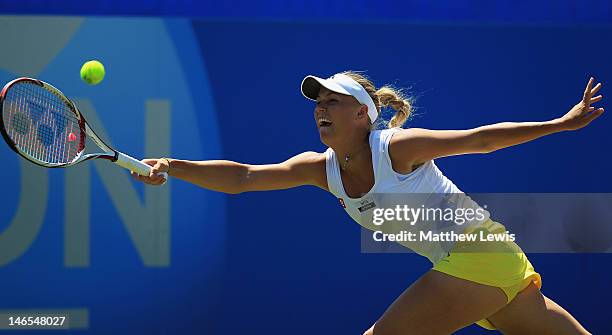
[133,72,603,334]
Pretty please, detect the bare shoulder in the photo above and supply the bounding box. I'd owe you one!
[284,151,328,191]
[387,128,426,174]
[389,128,430,144]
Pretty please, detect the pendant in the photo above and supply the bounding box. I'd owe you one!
[342,154,350,170]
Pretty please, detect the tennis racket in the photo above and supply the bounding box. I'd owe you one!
[0,77,167,180]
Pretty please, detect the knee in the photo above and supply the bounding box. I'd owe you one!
[363,322,404,335]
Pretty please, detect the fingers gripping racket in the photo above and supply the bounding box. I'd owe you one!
[0,77,167,180]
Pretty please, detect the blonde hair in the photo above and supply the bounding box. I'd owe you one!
[342,71,413,129]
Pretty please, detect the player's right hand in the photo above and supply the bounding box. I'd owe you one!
[131,158,169,186]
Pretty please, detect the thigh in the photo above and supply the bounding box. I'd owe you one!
[488,282,591,335]
[365,270,507,335]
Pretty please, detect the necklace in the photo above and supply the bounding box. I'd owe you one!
[340,142,370,171]
[341,155,351,170]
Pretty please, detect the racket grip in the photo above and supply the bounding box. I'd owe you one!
[115,152,169,180]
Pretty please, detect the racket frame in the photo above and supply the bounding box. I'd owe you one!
[0,77,161,177]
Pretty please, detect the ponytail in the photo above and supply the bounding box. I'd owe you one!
[376,86,412,128]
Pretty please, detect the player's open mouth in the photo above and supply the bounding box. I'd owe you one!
[318,118,332,127]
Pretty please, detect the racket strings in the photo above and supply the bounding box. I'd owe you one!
[2,82,85,165]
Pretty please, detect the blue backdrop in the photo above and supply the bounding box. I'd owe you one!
[0,4,611,334]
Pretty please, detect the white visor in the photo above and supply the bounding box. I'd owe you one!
[301,73,378,123]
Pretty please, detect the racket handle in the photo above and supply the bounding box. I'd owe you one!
[115,152,169,180]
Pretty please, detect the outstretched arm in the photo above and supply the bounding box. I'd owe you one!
[132,151,327,194]
[389,77,604,173]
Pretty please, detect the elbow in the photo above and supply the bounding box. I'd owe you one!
[476,133,498,154]
[227,164,252,194]
[224,187,244,195]
[481,141,497,153]
[201,163,249,194]
[481,137,509,153]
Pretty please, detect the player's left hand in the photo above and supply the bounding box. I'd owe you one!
[558,77,604,131]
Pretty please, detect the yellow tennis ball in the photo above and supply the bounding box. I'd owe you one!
[80,60,105,85]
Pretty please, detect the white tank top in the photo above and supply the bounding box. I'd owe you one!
[325,128,490,264]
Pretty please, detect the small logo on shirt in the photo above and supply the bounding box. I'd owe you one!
[358,202,376,212]
[357,196,377,212]
[338,198,346,208]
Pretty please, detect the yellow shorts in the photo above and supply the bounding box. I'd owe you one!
[432,219,542,330]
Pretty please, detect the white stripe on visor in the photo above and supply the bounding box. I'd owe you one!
[301,73,378,123]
